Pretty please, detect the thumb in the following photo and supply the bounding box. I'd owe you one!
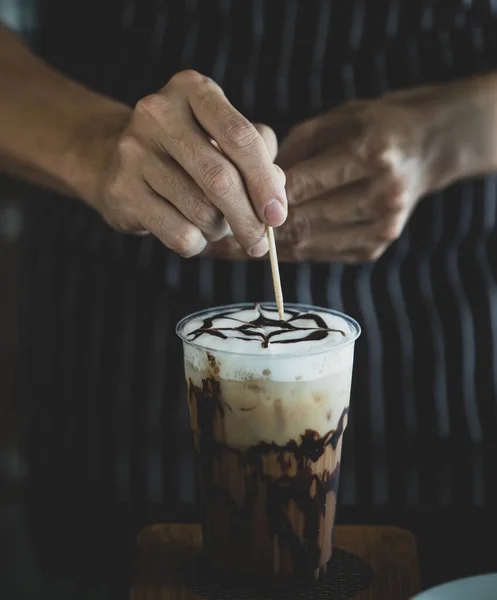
[253,122,278,161]
[253,124,286,194]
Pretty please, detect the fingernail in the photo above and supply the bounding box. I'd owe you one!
[264,199,287,227]
[248,237,269,257]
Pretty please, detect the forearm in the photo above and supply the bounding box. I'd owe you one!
[0,24,130,203]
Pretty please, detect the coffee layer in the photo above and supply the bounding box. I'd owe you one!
[190,377,347,580]
[186,364,351,447]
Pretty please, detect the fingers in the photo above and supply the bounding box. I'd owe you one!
[135,72,286,256]
[205,223,390,264]
[284,147,371,206]
[278,242,389,263]
[185,76,287,225]
[285,171,405,236]
[143,153,229,242]
[163,117,268,254]
[253,123,278,161]
[275,220,393,263]
[202,236,248,261]
[101,70,287,259]
[201,94,419,265]
[210,122,278,161]
[137,189,208,258]
[138,94,266,252]
[271,166,408,263]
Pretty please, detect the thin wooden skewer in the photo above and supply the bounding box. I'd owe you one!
[266,225,285,320]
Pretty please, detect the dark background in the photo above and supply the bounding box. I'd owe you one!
[1,1,497,598]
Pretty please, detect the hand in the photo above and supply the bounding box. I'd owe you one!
[206,85,463,263]
[274,93,436,262]
[84,70,287,258]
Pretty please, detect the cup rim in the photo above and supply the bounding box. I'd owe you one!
[176,302,361,358]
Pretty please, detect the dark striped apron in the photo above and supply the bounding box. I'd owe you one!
[11,0,497,523]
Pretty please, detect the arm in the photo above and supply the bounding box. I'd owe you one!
[0,24,286,257]
[208,73,497,262]
[0,24,130,201]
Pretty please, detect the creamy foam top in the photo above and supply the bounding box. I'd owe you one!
[180,305,358,383]
[181,304,355,355]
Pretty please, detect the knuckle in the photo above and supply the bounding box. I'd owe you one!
[190,200,222,231]
[116,134,144,163]
[104,173,132,209]
[367,136,392,166]
[222,119,259,149]
[177,70,221,103]
[135,93,170,120]
[200,161,240,198]
[169,69,205,87]
[112,216,136,234]
[241,232,267,254]
[104,178,122,206]
[170,225,204,257]
[377,177,406,212]
[378,215,403,242]
[232,212,265,244]
[285,169,321,202]
[102,189,138,232]
[373,139,401,170]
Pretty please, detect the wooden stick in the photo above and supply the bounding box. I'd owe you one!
[266,225,285,320]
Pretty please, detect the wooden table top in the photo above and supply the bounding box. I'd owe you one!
[131,523,421,600]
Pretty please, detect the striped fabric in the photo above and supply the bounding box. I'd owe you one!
[15,0,497,521]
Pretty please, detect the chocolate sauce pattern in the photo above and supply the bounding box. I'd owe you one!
[190,378,348,578]
[187,303,346,348]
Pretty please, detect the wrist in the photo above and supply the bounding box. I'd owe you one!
[414,74,497,192]
[61,103,131,210]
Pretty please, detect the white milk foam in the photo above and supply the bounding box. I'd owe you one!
[181,305,357,383]
[181,305,358,446]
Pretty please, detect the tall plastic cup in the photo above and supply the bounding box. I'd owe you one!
[177,303,360,583]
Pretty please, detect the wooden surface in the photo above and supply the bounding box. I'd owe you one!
[131,524,420,600]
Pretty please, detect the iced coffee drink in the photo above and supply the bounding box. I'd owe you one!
[177,303,360,582]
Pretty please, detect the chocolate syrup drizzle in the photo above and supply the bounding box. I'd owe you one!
[190,377,348,579]
[187,303,346,348]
